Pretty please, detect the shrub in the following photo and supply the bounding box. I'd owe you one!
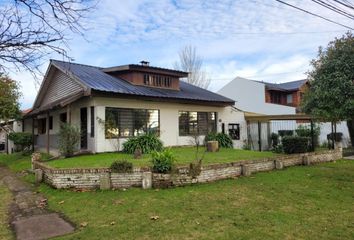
[58,123,80,158]
[123,133,163,154]
[295,124,320,147]
[8,132,32,152]
[272,144,284,154]
[282,136,310,154]
[270,132,279,148]
[110,160,133,173]
[327,132,343,142]
[151,148,175,173]
[278,130,294,137]
[204,133,233,148]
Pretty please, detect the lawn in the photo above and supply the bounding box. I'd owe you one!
[0,153,353,239]
[39,160,354,240]
[0,181,13,240]
[46,147,279,169]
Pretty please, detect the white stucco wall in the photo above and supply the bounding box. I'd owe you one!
[218,77,296,115]
[297,122,350,147]
[93,97,246,152]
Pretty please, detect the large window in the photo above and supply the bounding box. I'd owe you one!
[179,111,216,136]
[105,108,159,138]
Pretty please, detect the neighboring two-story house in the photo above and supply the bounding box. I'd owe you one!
[218,77,350,147]
[262,79,309,112]
[22,60,247,155]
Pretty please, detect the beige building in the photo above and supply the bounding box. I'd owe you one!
[23,60,247,155]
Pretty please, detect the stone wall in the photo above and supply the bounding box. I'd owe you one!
[33,149,342,190]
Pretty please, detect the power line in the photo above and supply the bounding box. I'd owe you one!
[333,0,354,10]
[274,0,354,30]
[311,0,354,20]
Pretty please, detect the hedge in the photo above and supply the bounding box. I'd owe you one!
[282,136,310,154]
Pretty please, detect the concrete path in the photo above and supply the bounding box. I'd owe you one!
[0,167,74,240]
[344,155,354,160]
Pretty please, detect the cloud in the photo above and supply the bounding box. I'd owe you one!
[5,0,351,108]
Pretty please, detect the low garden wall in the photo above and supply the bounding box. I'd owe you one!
[32,149,343,190]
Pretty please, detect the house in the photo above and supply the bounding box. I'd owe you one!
[0,109,31,154]
[218,77,350,148]
[262,79,309,112]
[22,60,246,155]
[218,77,297,115]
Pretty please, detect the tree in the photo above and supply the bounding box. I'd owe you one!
[0,73,21,122]
[302,32,354,146]
[0,0,94,79]
[174,45,210,89]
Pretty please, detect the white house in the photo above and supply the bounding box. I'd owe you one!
[21,60,246,155]
[0,119,24,154]
[218,77,350,148]
[218,77,296,115]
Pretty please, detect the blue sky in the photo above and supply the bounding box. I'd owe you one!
[7,0,352,109]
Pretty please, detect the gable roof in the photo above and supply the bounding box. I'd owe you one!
[50,60,234,105]
[257,79,308,91]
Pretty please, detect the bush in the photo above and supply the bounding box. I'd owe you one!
[110,160,133,173]
[204,133,233,148]
[270,132,279,148]
[282,136,310,154]
[8,132,32,151]
[123,133,163,154]
[278,130,294,137]
[151,148,175,173]
[327,132,343,142]
[272,144,284,154]
[295,124,320,147]
[58,123,80,158]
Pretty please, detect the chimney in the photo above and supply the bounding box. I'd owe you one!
[140,60,149,66]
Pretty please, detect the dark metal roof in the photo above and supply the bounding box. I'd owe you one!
[277,79,308,91]
[51,60,234,105]
[254,79,308,91]
[102,64,188,77]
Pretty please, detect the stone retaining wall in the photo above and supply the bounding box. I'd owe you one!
[32,149,342,190]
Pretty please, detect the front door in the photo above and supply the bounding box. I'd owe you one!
[80,107,87,149]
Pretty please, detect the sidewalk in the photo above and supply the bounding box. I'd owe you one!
[0,167,74,240]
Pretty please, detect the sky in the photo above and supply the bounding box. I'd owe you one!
[5,0,353,109]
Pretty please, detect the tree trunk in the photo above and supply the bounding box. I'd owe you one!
[347,118,354,147]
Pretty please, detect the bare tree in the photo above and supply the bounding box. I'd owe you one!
[174,45,210,89]
[0,0,95,81]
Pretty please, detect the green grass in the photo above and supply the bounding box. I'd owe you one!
[0,154,353,239]
[37,160,353,240]
[0,181,13,240]
[0,152,51,172]
[47,147,278,169]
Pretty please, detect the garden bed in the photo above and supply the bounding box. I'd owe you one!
[32,149,342,190]
[46,147,278,168]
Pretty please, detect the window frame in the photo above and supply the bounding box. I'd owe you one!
[105,107,160,139]
[49,116,53,130]
[228,123,240,140]
[287,93,293,104]
[143,74,172,88]
[90,106,95,138]
[178,111,217,136]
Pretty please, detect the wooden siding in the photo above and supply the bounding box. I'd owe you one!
[40,69,84,107]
